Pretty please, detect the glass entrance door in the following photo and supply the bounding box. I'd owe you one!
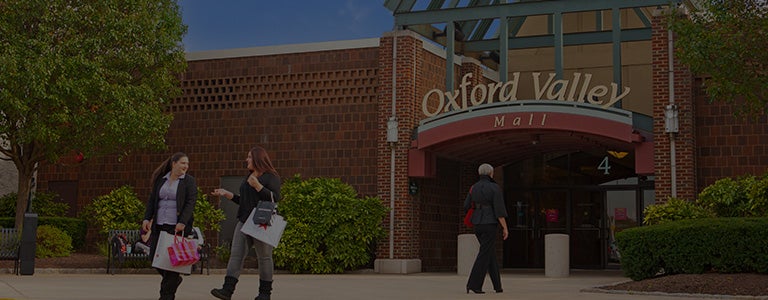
[570,190,604,268]
[504,190,568,268]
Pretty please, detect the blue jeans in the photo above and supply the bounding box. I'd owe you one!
[226,221,274,281]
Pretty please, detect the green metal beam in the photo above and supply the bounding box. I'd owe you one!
[499,17,509,82]
[427,0,445,10]
[553,12,563,79]
[469,19,494,40]
[394,0,681,26]
[595,11,603,31]
[446,21,456,92]
[633,7,652,27]
[388,0,417,14]
[509,16,526,37]
[463,28,650,51]
[612,8,623,108]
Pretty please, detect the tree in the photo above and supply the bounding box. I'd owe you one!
[670,0,768,115]
[0,0,187,229]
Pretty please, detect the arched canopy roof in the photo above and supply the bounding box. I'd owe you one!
[412,101,651,169]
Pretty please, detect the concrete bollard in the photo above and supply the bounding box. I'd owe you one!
[544,233,569,277]
[457,234,479,276]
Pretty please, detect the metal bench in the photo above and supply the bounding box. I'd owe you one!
[107,229,209,275]
[0,228,21,275]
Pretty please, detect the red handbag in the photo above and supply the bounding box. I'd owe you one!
[463,203,475,227]
[463,186,475,227]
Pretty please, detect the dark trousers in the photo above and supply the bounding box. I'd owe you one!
[466,223,502,291]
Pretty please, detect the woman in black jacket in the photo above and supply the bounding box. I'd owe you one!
[210,146,281,300]
[142,152,197,300]
[464,163,508,294]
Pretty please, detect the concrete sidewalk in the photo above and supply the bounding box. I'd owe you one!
[0,269,705,300]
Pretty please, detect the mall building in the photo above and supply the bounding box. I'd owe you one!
[38,0,768,273]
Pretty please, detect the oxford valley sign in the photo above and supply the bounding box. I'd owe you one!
[422,72,631,117]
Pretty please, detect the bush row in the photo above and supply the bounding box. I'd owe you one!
[0,217,86,250]
[617,217,768,280]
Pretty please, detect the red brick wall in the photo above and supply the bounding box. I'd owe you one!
[694,77,768,189]
[651,10,697,202]
[39,46,382,247]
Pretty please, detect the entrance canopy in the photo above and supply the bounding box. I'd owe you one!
[409,100,653,175]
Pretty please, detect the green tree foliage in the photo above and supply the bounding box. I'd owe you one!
[79,186,144,236]
[0,0,187,228]
[670,1,768,116]
[274,175,388,274]
[193,187,225,232]
[0,191,69,217]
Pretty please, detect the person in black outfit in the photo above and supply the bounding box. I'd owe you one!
[210,145,281,300]
[464,163,508,294]
[142,152,197,300]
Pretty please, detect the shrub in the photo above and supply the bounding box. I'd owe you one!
[0,191,69,217]
[193,187,225,232]
[643,197,714,225]
[617,218,768,281]
[80,186,144,236]
[39,217,87,250]
[274,175,388,274]
[697,177,750,217]
[743,175,768,217]
[36,225,73,258]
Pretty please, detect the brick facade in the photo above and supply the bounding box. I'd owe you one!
[39,44,383,248]
[34,9,768,273]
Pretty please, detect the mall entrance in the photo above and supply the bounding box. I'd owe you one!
[501,150,654,269]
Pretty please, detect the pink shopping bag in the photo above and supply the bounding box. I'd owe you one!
[167,233,200,266]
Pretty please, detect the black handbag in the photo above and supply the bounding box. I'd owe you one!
[252,192,276,225]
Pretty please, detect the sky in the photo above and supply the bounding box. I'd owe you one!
[178,1,396,52]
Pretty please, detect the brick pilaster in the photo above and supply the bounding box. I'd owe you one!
[651,8,697,201]
[376,31,423,262]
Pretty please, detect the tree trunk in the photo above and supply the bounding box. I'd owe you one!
[14,172,32,229]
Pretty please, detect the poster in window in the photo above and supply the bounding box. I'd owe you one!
[614,208,627,221]
[545,209,559,223]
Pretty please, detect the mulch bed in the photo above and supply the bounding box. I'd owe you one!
[598,273,768,296]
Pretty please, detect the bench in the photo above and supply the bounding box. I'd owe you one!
[107,229,209,275]
[0,228,20,275]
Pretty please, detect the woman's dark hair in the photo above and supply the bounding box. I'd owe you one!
[151,152,188,185]
[250,146,278,176]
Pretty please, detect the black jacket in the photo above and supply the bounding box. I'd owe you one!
[231,172,281,223]
[463,175,508,225]
[144,174,197,236]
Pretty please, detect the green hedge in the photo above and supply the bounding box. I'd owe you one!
[0,217,87,250]
[617,217,768,280]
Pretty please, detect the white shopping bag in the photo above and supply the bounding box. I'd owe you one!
[240,209,287,248]
[151,231,192,274]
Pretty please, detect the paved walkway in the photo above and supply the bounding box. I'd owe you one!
[0,269,724,300]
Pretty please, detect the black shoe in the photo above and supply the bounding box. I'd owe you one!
[466,287,485,294]
[495,289,503,293]
[211,289,232,300]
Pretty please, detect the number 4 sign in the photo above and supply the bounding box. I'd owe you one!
[598,156,611,175]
